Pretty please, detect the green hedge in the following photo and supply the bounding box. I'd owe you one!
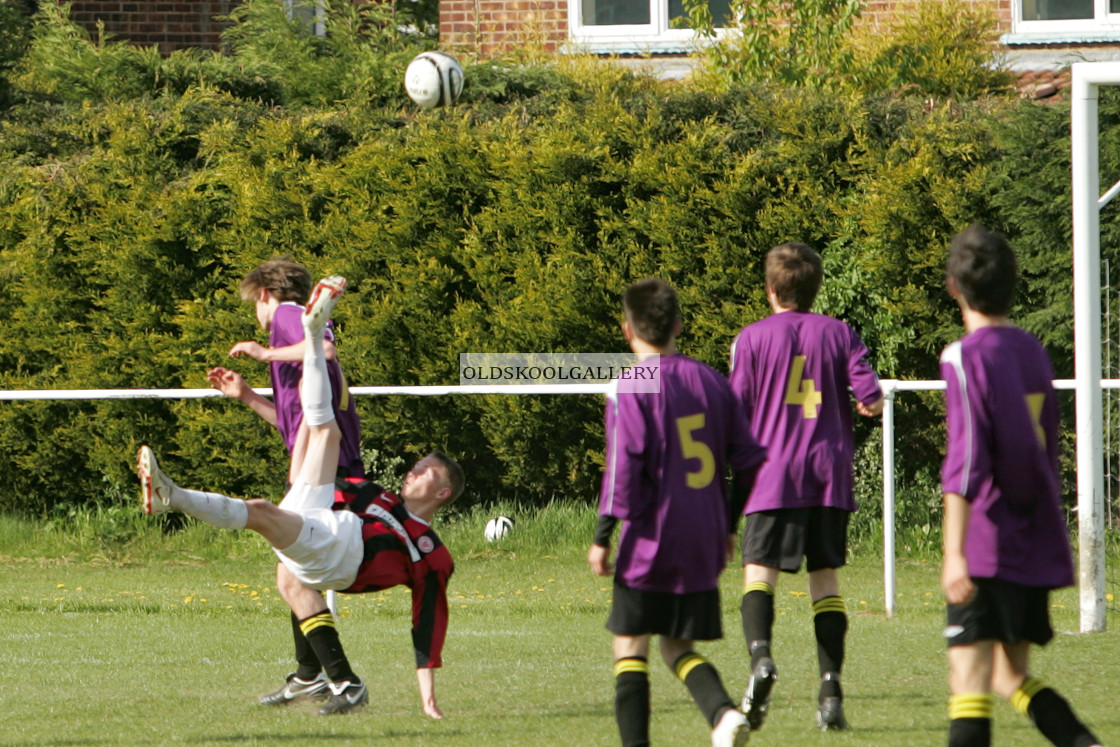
[0,1,1115,524]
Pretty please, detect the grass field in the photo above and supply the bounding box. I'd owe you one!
[1,504,1118,746]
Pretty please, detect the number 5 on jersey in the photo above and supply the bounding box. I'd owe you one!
[676,414,716,489]
[785,355,822,419]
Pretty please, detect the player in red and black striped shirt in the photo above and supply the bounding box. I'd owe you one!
[138,276,464,719]
[333,474,456,672]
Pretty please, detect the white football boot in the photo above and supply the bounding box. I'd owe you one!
[303,276,347,338]
[136,445,175,516]
[711,707,750,747]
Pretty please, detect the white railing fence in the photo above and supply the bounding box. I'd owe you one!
[1,380,1113,626]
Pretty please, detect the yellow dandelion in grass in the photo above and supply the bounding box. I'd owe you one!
[184,596,194,604]
[200,598,208,603]
[1107,593,1114,602]
[57,584,65,589]
[859,600,867,606]
[75,586,83,591]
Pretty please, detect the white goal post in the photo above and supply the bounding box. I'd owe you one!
[1071,61,1119,634]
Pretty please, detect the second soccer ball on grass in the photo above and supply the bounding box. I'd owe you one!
[485,516,513,542]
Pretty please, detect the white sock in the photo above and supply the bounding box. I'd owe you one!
[300,316,334,428]
[170,487,249,530]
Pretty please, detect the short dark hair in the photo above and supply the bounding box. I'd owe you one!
[428,450,466,503]
[239,258,313,304]
[623,278,680,347]
[946,224,1018,315]
[765,243,822,311]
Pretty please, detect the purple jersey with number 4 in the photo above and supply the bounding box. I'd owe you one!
[729,311,881,514]
[270,302,365,478]
[940,326,1073,589]
[599,354,765,594]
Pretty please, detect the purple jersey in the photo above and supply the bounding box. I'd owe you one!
[599,354,765,594]
[729,311,881,513]
[940,326,1073,589]
[270,303,365,478]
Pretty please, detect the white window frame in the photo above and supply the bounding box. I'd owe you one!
[284,0,327,37]
[1007,0,1120,43]
[565,0,732,54]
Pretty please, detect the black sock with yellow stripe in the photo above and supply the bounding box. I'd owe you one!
[291,611,321,680]
[948,693,993,747]
[1012,677,1100,747]
[299,611,358,684]
[813,595,847,699]
[614,657,650,747]
[674,652,736,728]
[742,581,775,667]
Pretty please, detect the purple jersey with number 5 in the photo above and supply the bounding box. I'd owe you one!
[599,354,765,594]
[940,326,1073,589]
[270,302,365,478]
[729,311,881,514]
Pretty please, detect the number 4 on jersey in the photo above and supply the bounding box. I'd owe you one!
[784,355,822,419]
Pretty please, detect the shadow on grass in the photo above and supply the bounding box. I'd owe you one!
[187,730,468,742]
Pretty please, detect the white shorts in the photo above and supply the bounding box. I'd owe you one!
[275,508,363,591]
[278,479,336,513]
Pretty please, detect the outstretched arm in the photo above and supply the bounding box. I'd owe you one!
[230,339,337,362]
[206,367,279,427]
[416,668,443,719]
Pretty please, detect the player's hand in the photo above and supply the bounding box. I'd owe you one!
[206,367,246,398]
[856,397,885,417]
[229,341,268,361]
[941,553,974,605]
[588,544,613,576]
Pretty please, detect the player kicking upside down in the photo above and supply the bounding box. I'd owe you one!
[137,276,465,718]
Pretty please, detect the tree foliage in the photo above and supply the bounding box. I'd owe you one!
[0,1,1108,530]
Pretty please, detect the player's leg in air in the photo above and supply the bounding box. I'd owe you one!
[139,277,369,715]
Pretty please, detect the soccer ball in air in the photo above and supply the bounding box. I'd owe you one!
[484,516,513,542]
[404,51,465,109]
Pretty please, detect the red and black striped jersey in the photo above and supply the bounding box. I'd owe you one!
[332,479,454,669]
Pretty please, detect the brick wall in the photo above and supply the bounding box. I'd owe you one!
[440,0,1014,57]
[861,0,1012,34]
[440,0,567,56]
[58,0,1015,58]
[67,1,236,54]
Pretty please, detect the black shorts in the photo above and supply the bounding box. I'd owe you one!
[606,580,723,641]
[742,507,849,572]
[945,578,1054,647]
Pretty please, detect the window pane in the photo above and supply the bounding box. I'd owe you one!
[1021,0,1093,20]
[669,0,735,27]
[582,0,650,25]
[1113,0,1120,13]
